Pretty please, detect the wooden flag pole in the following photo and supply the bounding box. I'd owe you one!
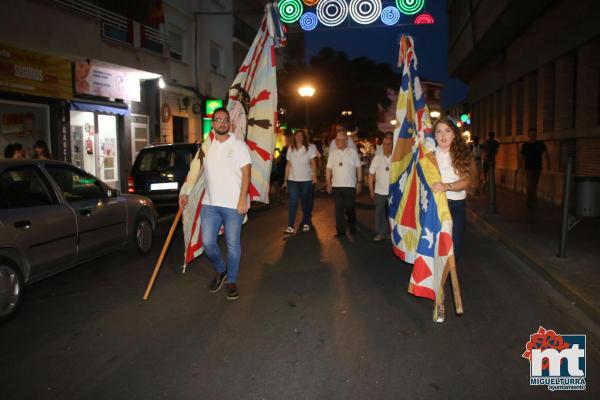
[449,262,463,314]
[143,207,182,301]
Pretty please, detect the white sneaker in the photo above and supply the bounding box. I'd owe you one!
[283,226,294,234]
[302,224,310,232]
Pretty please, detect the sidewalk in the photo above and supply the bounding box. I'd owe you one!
[467,186,600,324]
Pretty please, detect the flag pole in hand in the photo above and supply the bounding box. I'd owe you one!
[143,207,182,301]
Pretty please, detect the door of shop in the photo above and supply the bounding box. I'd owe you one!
[70,111,120,188]
[172,116,188,143]
[131,114,149,160]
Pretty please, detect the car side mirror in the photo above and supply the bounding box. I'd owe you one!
[106,188,120,198]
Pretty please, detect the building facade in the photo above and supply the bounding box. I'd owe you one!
[0,0,259,191]
[448,0,600,205]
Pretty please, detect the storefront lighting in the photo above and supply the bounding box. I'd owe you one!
[158,78,166,89]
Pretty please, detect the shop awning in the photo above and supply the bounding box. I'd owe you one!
[70,101,130,116]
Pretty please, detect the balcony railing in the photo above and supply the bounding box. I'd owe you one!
[47,0,169,55]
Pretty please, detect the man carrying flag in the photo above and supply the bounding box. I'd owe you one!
[389,35,464,322]
[179,108,251,300]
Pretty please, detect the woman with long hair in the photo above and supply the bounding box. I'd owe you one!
[282,129,318,233]
[431,117,473,260]
[33,140,51,160]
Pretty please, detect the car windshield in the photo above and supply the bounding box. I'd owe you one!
[137,148,196,172]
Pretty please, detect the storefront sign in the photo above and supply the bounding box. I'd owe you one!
[74,61,140,102]
[0,43,72,99]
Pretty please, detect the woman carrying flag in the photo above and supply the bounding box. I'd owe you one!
[431,117,473,260]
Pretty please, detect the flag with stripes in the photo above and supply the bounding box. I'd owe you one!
[180,4,285,266]
[227,2,285,203]
[389,35,455,304]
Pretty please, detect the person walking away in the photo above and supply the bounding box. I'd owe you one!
[368,132,393,241]
[520,128,550,208]
[471,136,482,194]
[482,131,499,185]
[178,108,251,301]
[431,118,473,260]
[326,132,363,237]
[282,129,318,233]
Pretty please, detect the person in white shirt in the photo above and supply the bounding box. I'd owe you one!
[431,118,472,260]
[326,132,363,237]
[282,129,318,233]
[329,124,357,152]
[368,132,393,241]
[179,108,251,301]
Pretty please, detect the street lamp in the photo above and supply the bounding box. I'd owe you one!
[390,119,397,126]
[430,110,441,119]
[298,85,315,129]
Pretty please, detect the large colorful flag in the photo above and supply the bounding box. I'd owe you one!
[227,3,285,203]
[388,35,455,307]
[179,4,285,267]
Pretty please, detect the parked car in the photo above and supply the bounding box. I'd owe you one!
[0,159,157,322]
[128,143,199,207]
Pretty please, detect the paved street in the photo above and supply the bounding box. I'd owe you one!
[1,193,598,400]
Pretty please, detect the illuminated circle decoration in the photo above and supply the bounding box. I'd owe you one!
[396,0,425,15]
[279,0,303,24]
[380,6,400,25]
[300,12,318,31]
[349,0,382,25]
[302,0,320,5]
[316,0,349,27]
[414,12,434,24]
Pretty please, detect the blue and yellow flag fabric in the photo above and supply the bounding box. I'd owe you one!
[389,36,455,304]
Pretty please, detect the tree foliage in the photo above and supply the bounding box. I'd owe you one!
[278,48,399,137]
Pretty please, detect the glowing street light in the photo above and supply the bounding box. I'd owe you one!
[298,85,315,129]
[390,119,397,126]
[341,110,352,116]
[298,85,315,97]
[430,110,441,119]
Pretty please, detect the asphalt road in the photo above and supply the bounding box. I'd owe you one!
[1,193,598,400]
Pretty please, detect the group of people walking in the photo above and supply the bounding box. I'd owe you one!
[178,108,550,302]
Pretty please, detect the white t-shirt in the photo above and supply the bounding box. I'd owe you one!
[202,134,252,209]
[435,149,466,201]
[287,144,317,182]
[327,147,361,187]
[369,153,391,195]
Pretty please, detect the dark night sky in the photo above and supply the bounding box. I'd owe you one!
[300,0,469,108]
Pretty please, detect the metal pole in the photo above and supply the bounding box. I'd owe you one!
[304,99,310,129]
[558,157,573,258]
[487,160,497,214]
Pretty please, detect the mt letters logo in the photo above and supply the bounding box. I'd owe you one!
[522,326,586,391]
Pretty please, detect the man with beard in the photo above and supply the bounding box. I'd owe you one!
[179,108,251,300]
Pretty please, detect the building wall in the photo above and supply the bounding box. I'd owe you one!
[450,0,600,205]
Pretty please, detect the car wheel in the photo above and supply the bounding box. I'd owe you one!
[0,261,24,323]
[131,216,153,255]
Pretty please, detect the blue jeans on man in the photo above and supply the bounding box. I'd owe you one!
[200,205,244,283]
[287,180,313,227]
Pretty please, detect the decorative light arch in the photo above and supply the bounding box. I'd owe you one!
[316,0,349,27]
[414,12,434,24]
[348,0,382,25]
[300,12,319,30]
[396,0,424,15]
[279,0,304,24]
[380,6,400,25]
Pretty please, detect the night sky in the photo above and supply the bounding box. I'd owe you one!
[299,0,469,108]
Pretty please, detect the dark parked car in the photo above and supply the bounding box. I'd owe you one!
[0,159,157,322]
[128,143,199,207]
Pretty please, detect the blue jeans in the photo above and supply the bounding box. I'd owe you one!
[448,199,466,261]
[287,180,313,227]
[200,205,244,283]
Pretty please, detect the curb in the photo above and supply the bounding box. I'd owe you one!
[467,208,600,325]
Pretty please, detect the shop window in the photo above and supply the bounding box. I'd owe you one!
[0,166,56,209]
[210,42,224,75]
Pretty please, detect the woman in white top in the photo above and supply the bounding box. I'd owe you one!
[431,118,473,259]
[282,130,318,233]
